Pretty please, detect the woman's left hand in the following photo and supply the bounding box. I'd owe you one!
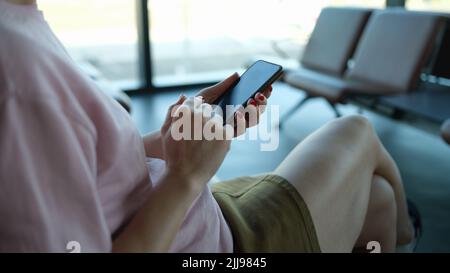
[196,73,273,136]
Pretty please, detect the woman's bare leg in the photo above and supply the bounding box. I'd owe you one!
[274,115,413,252]
[371,133,413,245]
[355,175,397,252]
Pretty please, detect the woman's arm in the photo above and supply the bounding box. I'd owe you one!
[143,131,164,159]
[115,92,233,252]
[112,171,201,252]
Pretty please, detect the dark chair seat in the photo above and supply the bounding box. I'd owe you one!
[379,82,450,123]
[285,66,404,103]
[284,67,347,103]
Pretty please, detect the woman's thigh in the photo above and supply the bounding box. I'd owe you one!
[274,115,380,252]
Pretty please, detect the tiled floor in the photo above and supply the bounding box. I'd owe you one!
[130,82,450,252]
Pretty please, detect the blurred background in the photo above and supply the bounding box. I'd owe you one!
[37,0,450,90]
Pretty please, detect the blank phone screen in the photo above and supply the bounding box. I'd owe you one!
[215,60,282,122]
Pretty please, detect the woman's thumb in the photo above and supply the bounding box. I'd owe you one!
[162,94,186,132]
[208,72,239,95]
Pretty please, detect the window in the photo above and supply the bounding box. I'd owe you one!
[38,0,386,90]
[148,0,385,87]
[406,0,450,12]
[38,0,140,89]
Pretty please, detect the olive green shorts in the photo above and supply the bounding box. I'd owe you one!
[211,174,321,253]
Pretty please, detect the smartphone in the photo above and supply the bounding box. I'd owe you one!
[213,60,283,124]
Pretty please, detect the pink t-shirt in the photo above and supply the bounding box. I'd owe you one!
[0,0,233,253]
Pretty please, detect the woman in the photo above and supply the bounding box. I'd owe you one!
[0,0,414,252]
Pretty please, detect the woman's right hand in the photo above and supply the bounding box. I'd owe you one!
[160,95,234,193]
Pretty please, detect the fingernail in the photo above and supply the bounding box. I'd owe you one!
[257,94,265,101]
[250,99,257,106]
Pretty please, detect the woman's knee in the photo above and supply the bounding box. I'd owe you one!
[332,115,373,137]
[327,115,380,155]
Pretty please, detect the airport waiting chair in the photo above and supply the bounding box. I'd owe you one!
[442,119,450,145]
[299,7,372,76]
[280,7,372,121]
[282,9,444,125]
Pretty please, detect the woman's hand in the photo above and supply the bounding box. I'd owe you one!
[160,95,232,193]
[142,74,273,159]
[196,73,273,136]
